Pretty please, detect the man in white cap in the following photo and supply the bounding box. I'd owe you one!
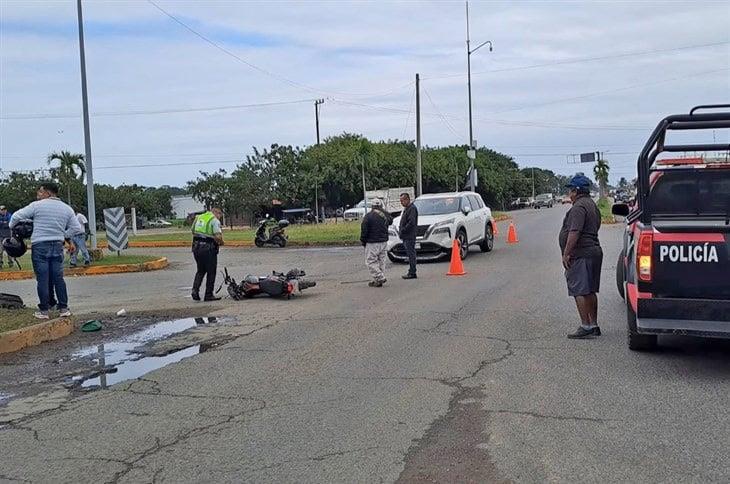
[359,198,392,287]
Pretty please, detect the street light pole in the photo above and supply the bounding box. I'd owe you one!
[76,0,98,248]
[314,99,324,223]
[465,1,492,192]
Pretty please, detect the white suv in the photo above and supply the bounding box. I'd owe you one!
[387,192,495,262]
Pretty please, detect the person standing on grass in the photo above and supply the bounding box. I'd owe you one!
[68,214,91,267]
[191,207,224,302]
[10,182,83,319]
[559,174,604,339]
[360,198,392,287]
[0,205,12,270]
[399,193,418,279]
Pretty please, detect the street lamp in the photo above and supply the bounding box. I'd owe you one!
[466,0,492,192]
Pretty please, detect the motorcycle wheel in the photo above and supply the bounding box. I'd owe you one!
[254,238,264,248]
[275,236,287,248]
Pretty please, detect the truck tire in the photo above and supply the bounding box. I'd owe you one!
[616,249,625,300]
[627,300,657,351]
[479,224,494,252]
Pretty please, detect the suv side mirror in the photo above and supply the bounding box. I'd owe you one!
[462,206,472,215]
[612,203,630,217]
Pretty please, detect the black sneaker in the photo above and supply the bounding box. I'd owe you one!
[204,296,222,302]
[567,326,599,339]
[402,273,417,280]
[191,293,201,301]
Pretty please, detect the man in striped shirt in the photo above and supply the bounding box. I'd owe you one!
[10,182,83,319]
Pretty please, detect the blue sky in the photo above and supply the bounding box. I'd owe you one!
[1,0,728,187]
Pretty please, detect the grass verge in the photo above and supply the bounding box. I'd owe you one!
[4,254,160,273]
[597,198,615,224]
[0,308,45,333]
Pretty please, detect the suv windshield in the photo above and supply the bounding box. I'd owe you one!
[536,194,551,200]
[649,169,730,216]
[414,197,461,215]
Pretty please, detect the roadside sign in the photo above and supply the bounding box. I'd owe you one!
[580,152,600,163]
[467,149,476,160]
[103,207,128,252]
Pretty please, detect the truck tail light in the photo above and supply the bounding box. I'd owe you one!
[637,231,654,282]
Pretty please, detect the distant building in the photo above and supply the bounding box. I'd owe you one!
[171,195,204,219]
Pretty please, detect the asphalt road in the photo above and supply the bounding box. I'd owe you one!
[1,207,729,483]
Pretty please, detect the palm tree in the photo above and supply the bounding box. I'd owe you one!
[47,151,86,204]
[593,159,610,199]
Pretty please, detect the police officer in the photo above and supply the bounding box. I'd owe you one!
[191,208,224,302]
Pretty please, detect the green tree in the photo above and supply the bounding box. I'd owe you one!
[593,159,610,198]
[47,151,86,204]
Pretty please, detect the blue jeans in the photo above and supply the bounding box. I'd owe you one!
[31,241,68,311]
[69,233,90,265]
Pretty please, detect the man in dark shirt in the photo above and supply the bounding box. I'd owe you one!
[0,205,12,269]
[559,174,603,339]
[399,193,418,279]
[360,198,392,287]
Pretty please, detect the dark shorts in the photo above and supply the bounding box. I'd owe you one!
[565,253,603,297]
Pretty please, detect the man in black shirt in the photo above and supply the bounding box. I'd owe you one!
[399,193,418,279]
[360,198,392,287]
[559,175,603,339]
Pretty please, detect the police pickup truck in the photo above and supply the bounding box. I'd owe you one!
[613,104,730,351]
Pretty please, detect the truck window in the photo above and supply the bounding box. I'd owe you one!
[649,170,730,216]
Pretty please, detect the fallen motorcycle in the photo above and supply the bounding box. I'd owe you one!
[220,267,316,300]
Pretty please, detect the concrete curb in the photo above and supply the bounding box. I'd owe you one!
[0,257,169,281]
[99,240,361,249]
[0,317,74,354]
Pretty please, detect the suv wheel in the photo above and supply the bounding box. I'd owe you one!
[456,229,468,260]
[387,251,401,263]
[627,299,658,351]
[479,224,494,252]
[616,250,625,299]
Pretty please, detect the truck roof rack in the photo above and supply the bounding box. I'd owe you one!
[635,105,730,223]
[689,104,730,115]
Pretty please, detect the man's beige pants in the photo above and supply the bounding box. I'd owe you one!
[365,242,387,282]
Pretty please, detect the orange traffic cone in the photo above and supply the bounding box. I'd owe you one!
[492,220,500,237]
[506,222,519,244]
[447,239,466,276]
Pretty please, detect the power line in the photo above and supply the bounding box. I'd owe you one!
[423,40,730,80]
[489,67,730,115]
[146,0,413,99]
[0,99,315,120]
[422,86,461,139]
[401,91,415,140]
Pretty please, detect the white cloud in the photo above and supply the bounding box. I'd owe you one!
[1,0,728,186]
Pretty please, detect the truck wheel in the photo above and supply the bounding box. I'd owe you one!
[616,249,625,300]
[480,224,494,252]
[456,230,468,260]
[627,301,657,351]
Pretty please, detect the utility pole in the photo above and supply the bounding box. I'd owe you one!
[465,1,492,192]
[314,99,324,223]
[77,0,98,248]
[415,74,422,197]
[314,99,324,145]
[531,167,535,199]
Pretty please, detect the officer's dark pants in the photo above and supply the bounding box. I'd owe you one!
[403,238,417,275]
[192,240,218,299]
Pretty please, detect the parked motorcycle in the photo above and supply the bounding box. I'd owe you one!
[221,267,316,300]
[254,218,289,248]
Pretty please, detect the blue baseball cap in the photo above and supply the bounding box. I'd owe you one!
[565,174,592,190]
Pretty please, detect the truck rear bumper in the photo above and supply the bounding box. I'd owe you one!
[637,298,730,338]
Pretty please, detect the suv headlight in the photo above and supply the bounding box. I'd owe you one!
[428,218,454,237]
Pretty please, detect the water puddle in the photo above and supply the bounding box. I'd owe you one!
[66,317,220,390]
